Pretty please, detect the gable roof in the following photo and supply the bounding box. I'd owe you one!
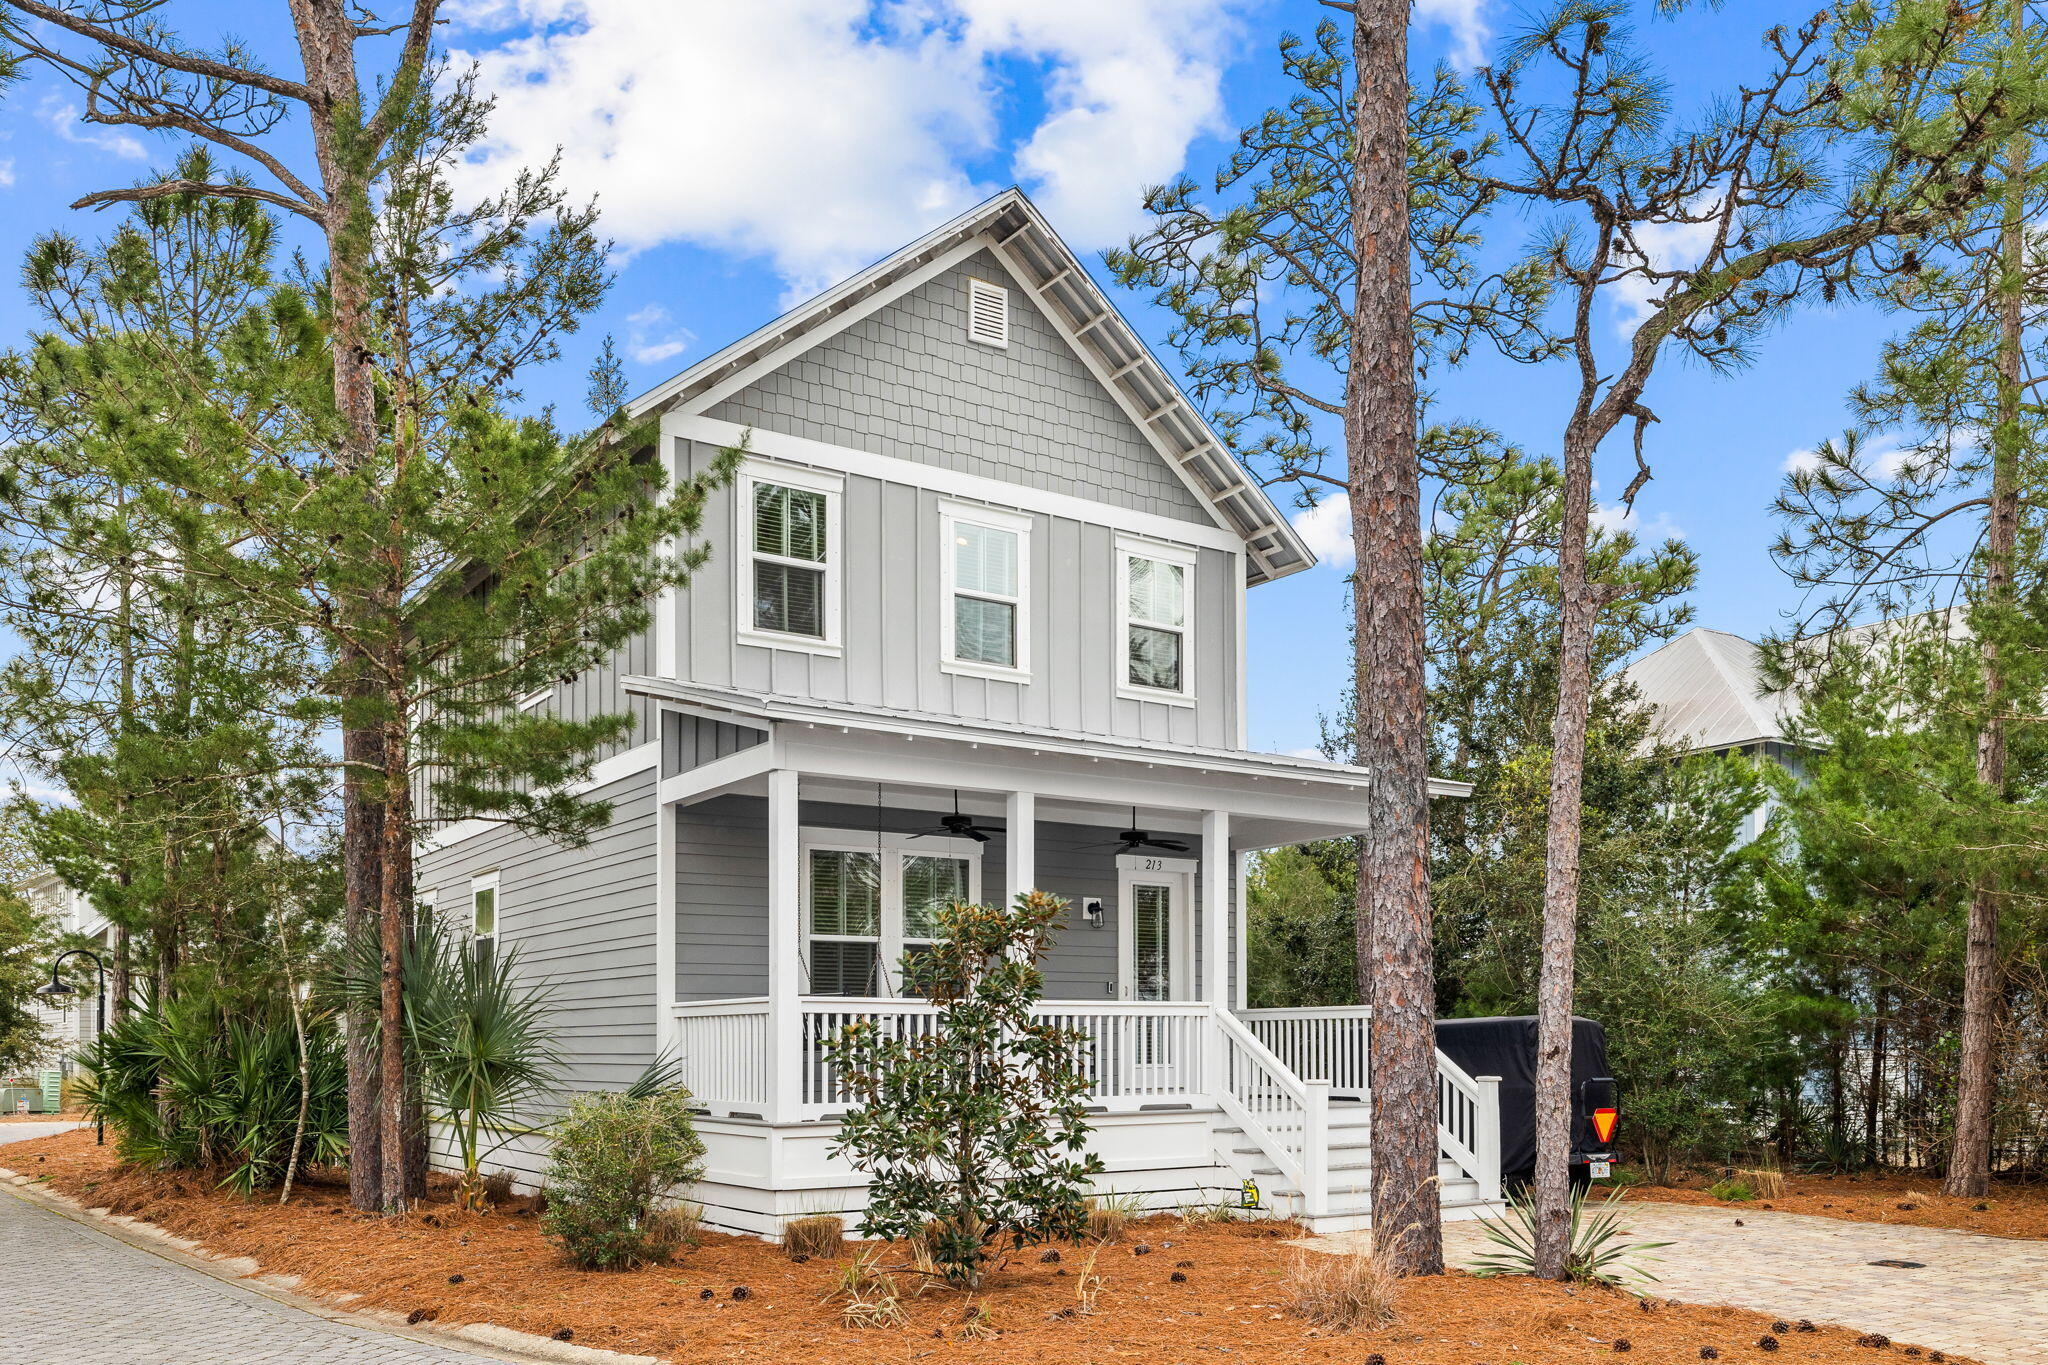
[627,188,1314,585]
[1617,628,1793,754]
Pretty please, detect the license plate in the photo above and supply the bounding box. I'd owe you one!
[1590,1160,1611,1179]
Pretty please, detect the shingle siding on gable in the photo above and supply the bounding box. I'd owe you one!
[707,251,1214,525]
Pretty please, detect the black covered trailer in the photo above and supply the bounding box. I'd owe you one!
[1435,1015,1614,1186]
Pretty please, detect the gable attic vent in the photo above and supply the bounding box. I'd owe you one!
[965,277,1010,348]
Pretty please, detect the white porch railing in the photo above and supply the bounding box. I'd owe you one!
[669,997,1501,1211]
[1239,1005,1503,1206]
[1239,1006,1373,1097]
[672,997,771,1115]
[795,999,1209,1120]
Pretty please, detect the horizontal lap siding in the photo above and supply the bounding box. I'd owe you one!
[416,767,659,1156]
[673,795,1219,1005]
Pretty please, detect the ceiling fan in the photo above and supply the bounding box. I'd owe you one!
[1094,806,1189,854]
[910,791,1002,844]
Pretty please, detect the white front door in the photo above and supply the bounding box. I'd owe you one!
[1117,857,1194,1001]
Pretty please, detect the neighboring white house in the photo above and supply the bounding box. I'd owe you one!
[19,871,111,1068]
[415,189,1501,1237]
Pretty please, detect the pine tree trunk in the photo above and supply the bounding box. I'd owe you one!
[1532,422,1599,1280]
[1866,981,1886,1168]
[1944,51,2026,1195]
[378,701,414,1209]
[1346,0,1442,1275]
[287,0,395,1213]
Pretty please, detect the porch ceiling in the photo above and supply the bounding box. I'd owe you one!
[626,675,1468,852]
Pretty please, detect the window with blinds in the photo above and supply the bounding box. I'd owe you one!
[1123,549,1190,694]
[808,849,881,997]
[751,480,829,638]
[941,505,1030,674]
[802,835,981,997]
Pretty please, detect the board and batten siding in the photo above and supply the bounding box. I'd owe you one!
[673,793,1234,1005]
[416,766,659,1183]
[707,250,1211,525]
[673,447,1240,749]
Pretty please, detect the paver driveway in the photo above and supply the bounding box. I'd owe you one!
[0,1125,518,1364]
[1317,1199,2048,1365]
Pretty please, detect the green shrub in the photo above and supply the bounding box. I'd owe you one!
[824,891,1103,1289]
[77,993,347,1194]
[1706,1177,1756,1202]
[541,1088,707,1270]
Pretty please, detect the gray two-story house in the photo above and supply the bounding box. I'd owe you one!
[416,189,1500,1236]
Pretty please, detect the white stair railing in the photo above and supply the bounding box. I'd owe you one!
[1435,1049,1503,1203]
[1211,1006,1330,1217]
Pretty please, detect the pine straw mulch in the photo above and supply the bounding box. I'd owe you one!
[1629,1169,2048,1241]
[1,1128,1982,1365]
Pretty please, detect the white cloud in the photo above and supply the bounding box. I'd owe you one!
[1610,196,1725,333]
[1591,500,1684,542]
[623,302,694,365]
[451,0,1248,294]
[0,159,14,189]
[1416,0,1490,68]
[1289,493,1353,568]
[1283,745,1326,761]
[36,93,146,159]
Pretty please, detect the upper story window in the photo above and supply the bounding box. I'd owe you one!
[740,461,842,653]
[940,503,1031,678]
[1117,536,1196,704]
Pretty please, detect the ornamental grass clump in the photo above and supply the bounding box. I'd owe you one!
[824,890,1105,1290]
[1286,1242,1400,1330]
[541,1087,707,1270]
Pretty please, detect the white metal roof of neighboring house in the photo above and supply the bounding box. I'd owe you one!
[1617,627,1794,755]
[624,187,1314,586]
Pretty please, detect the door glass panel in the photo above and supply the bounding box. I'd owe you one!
[901,855,968,941]
[1132,882,1172,1001]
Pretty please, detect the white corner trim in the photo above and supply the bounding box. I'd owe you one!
[672,415,1244,557]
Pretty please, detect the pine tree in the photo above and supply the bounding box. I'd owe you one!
[1110,14,1553,1275]
[1460,1,2042,1275]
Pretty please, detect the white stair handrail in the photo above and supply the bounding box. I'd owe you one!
[1434,1047,1503,1202]
[1211,1005,1330,1217]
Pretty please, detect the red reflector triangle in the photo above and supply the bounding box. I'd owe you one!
[1591,1108,1617,1143]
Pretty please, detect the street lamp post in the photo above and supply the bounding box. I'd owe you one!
[36,949,108,1145]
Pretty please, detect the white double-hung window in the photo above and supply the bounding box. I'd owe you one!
[740,461,841,651]
[802,830,981,998]
[940,503,1030,677]
[1116,536,1196,702]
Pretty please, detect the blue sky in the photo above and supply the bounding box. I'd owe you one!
[0,0,1895,761]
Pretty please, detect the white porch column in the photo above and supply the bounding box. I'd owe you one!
[1005,790,1036,903]
[1234,849,1251,1012]
[654,789,678,1058]
[1202,810,1229,1006]
[766,767,801,1124]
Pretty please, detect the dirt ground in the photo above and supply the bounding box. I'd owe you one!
[1630,1169,2048,1241]
[0,1130,1985,1365]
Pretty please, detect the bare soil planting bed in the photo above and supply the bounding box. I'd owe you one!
[1630,1170,2048,1241]
[2,1129,1984,1365]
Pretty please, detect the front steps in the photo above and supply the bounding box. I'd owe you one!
[1213,1099,1504,1235]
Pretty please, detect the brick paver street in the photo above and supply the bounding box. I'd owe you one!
[1318,1200,2048,1365]
[0,1125,518,1364]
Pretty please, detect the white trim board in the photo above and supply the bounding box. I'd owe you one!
[416,741,661,854]
[669,416,1247,558]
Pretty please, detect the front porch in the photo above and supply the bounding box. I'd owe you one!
[636,683,1500,1235]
